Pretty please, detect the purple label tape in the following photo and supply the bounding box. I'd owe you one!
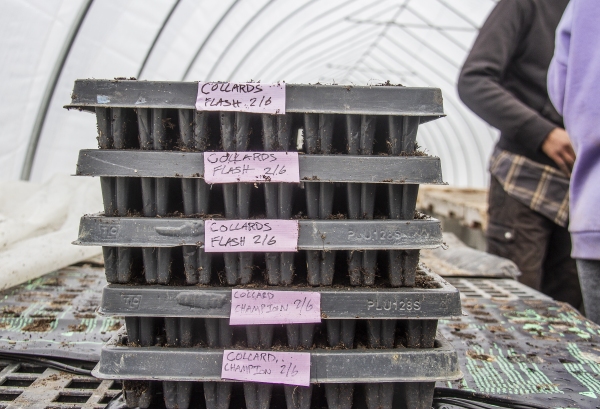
[230,289,321,325]
[204,219,299,253]
[204,152,300,184]
[196,82,285,114]
[221,349,310,387]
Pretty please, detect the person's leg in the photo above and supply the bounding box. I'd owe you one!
[575,259,600,324]
[541,225,582,308]
[486,176,552,290]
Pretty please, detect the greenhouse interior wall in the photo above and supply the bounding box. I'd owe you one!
[0,0,499,186]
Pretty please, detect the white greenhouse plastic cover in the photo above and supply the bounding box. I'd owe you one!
[0,0,499,186]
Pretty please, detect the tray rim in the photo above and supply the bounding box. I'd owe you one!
[75,215,443,250]
[92,328,463,383]
[65,80,445,121]
[75,149,446,185]
[98,266,462,319]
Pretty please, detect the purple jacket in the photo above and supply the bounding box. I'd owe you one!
[548,0,600,259]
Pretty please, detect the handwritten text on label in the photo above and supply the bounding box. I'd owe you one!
[196,82,285,114]
[221,350,310,386]
[230,289,321,325]
[204,152,300,184]
[204,219,298,253]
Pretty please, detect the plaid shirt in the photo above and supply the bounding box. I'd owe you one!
[489,147,569,227]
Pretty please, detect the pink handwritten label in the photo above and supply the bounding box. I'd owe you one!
[221,350,310,386]
[230,289,321,325]
[204,152,300,184]
[196,82,285,114]
[204,220,298,253]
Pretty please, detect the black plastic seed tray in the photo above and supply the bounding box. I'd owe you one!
[118,379,442,409]
[67,80,443,156]
[99,268,459,319]
[95,328,459,409]
[94,327,459,382]
[93,246,424,287]
[101,331,460,409]
[66,80,444,119]
[121,316,441,352]
[76,150,444,184]
[76,215,440,286]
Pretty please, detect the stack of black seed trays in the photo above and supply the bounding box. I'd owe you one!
[69,80,462,409]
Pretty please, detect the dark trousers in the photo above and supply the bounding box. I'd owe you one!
[575,260,600,324]
[486,176,582,308]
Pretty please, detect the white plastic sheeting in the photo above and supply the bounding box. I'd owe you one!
[0,175,102,290]
[0,0,499,186]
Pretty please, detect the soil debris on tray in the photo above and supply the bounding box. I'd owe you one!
[470,309,491,316]
[108,322,122,331]
[29,313,56,319]
[22,318,55,332]
[467,350,495,362]
[474,316,499,324]
[452,332,476,339]
[17,292,52,302]
[49,300,70,306]
[414,271,439,289]
[124,380,150,399]
[42,277,63,287]
[447,323,469,330]
[2,306,26,317]
[413,211,430,220]
[68,323,88,332]
[375,80,404,87]
[74,313,96,319]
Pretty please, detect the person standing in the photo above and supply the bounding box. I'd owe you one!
[457,0,582,307]
[548,0,600,323]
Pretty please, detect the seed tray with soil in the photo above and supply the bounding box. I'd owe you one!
[118,378,442,409]
[121,314,441,353]
[99,325,457,409]
[77,215,441,287]
[98,266,460,319]
[66,80,443,120]
[94,327,460,383]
